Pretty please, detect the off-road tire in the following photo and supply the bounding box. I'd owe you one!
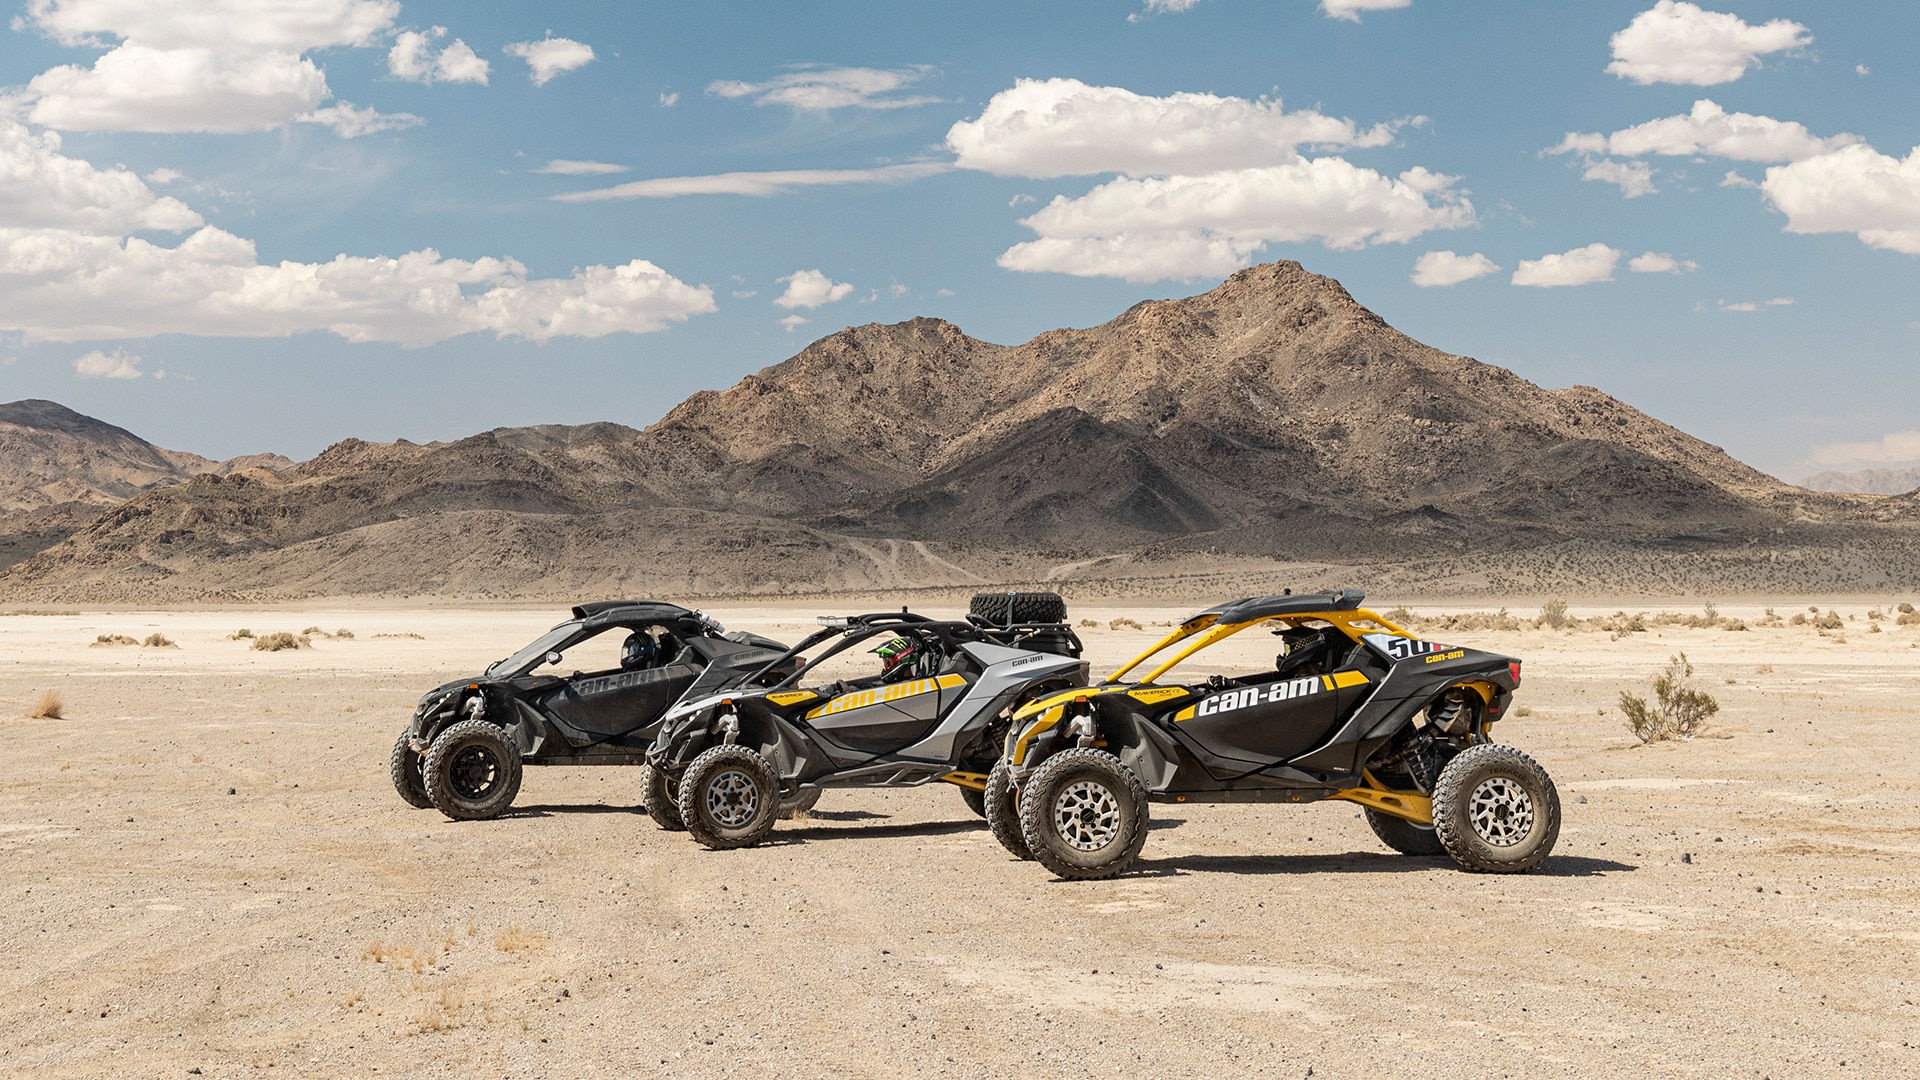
[1431,744,1560,873]
[957,784,988,818]
[779,787,822,819]
[677,744,782,850]
[983,759,1033,861]
[389,731,432,809]
[641,764,686,831]
[422,719,522,821]
[969,591,1068,626]
[1018,748,1149,880]
[1365,807,1445,856]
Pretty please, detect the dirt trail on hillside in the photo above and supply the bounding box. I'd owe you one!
[1,602,1916,1078]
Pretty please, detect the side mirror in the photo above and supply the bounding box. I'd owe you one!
[545,651,563,666]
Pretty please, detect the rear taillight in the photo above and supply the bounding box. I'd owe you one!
[1509,661,1522,686]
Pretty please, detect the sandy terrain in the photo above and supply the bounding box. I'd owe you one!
[2,599,1917,1078]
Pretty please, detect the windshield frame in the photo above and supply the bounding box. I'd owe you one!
[485,621,588,679]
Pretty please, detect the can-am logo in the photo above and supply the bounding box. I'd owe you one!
[1192,676,1324,718]
[1362,633,1456,662]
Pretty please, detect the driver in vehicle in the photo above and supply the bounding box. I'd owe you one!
[871,635,923,684]
[1206,625,1337,690]
[621,631,659,671]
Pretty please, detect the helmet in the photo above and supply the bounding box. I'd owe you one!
[871,635,921,680]
[621,632,659,671]
[1275,627,1329,675]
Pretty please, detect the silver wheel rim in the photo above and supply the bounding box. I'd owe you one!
[1053,780,1122,851]
[705,768,759,828]
[1467,776,1534,847]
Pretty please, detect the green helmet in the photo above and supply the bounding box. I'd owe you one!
[871,635,921,677]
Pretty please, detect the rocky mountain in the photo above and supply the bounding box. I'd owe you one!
[0,400,292,571]
[1801,466,1920,496]
[3,263,1912,601]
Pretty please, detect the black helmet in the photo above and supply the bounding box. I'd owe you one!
[621,632,659,670]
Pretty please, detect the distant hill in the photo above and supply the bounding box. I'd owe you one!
[1801,466,1920,496]
[0,400,293,571]
[4,263,1916,601]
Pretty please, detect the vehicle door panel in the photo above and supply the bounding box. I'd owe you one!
[536,660,700,744]
[803,675,959,757]
[1173,671,1372,769]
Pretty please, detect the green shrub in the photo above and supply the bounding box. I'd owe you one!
[1621,652,1720,743]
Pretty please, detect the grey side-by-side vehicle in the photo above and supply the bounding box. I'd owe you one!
[645,597,1088,850]
[390,601,793,821]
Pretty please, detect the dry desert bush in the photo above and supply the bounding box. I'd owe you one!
[1621,653,1720,743]
[1108,617,1142,630]
[251,632,308,652]
[373,632,425,640]
[89,634,138,647]
[141,633,176,648]
[226,628,253,640]
[25,689,64,719]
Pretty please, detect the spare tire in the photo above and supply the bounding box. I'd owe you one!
[969,591,1067,625]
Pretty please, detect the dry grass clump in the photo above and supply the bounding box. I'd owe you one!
[141,633,176,648]
[1108,617,1142,631]
[1537,599,1571,629]
[373,632,425,640]
[1898,602,1919,626]
[1621,652,1720,743]
[493,926,545,954]
[25,689,64,719]
[227,628,254,640]
[251,631,309,652]
[90,633,138,647]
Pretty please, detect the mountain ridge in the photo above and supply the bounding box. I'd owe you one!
[3,262,1914,600]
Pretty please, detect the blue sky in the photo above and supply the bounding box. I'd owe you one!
[0,0,1915,480]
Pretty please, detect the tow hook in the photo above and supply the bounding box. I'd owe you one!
[1068,713,1098,748]
[719,712,741,745]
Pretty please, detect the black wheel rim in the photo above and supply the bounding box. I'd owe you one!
[449,744,500,800]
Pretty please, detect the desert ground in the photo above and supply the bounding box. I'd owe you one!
[1,598,1917,1079]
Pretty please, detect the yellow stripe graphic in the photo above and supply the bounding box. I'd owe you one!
[805,674,965,719]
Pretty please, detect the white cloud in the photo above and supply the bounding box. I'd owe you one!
[1768,296,1793,306]
[708,66,938,111]
[503,35,595,86]
[774,269,854,310]
[1720,300,1759,312]
[0,227,716,344]
[536,160,627,176]
[778,314,809,333]
[296,101,421,138]
[1628,251,1697,273]
[1321,0,1412,22]
[388,28,488,85]
[0,109,713,345]
[658,91,678,107]
[0,119,202,232]
[551,163,949,201]
[1719,169,1759,189]
[72,346,142,379]
[1607,1,1810,86]
[18,0,400,134]
[888,283,908,297]
[1554,100,1859,164]
[1583,158,1656,198]
[946,78,1401,179]
[999,162,1473,282]
[1856,64,1870,77]
[1512,243,1620,288]
[1813,430,1920,466]
[1411,251,1498,287]
[144,167,185,184]
[1762,144,1920,254]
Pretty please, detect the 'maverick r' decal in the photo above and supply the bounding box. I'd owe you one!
[1174,670,1369,721]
